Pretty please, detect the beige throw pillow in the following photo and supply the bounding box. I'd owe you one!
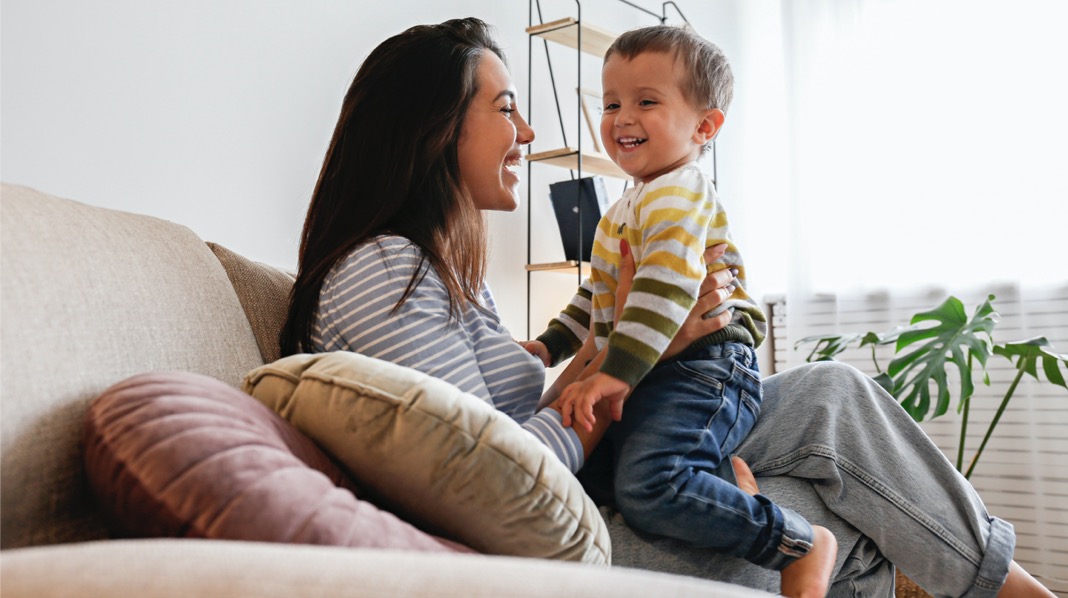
[243,352,610,565]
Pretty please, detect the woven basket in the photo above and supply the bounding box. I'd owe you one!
[895,570,933,598]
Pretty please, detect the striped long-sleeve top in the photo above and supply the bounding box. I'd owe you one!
[312,235,585,472]
[537,163,767,387]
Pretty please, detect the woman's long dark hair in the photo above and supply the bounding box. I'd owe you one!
[280,18,504,356]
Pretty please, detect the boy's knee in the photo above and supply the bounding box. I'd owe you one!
[615,473,680,531]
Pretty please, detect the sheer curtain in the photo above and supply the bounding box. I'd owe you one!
[729,2,1067,589]
[732,0,1067,302]
[730,0,1068,365]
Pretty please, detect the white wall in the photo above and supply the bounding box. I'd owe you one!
[1,0,744,339]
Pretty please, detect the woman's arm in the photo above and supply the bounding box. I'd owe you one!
[320,238,502,405]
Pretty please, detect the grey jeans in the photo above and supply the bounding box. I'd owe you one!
[603,361,1015,597]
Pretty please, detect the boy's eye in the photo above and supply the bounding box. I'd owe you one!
[640,99,657,106]
[603,102,620,111]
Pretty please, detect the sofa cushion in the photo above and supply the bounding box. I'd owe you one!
[0,184,265,549]
[83,370,467,552]
[243,352,611,564]
[0,539,771,598]
[207,242,294,364]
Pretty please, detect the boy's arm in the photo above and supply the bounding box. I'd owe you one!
[536,331,599,410]
[533,277,595,365]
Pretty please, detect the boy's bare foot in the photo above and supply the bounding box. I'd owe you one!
[731,456,760,496]
[780,525,837,598]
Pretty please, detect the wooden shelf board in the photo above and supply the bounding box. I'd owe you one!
[527,147,628,179]
[526,261,590,276]
[526,17,617,57]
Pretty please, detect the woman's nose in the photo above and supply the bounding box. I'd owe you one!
[515,111,535,145]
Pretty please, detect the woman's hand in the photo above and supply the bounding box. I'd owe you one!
[615,240,736,361]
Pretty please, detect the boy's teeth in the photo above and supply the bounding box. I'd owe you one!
[618,137,645,148]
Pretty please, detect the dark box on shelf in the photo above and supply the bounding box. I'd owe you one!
[549,176,611,262]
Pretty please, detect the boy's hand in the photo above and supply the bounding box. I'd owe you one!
[559,373,632,432]
[517,340,551,367]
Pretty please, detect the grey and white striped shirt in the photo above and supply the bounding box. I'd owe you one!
[312,235,584,472]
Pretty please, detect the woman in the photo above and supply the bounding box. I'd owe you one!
[280,17,1053,597]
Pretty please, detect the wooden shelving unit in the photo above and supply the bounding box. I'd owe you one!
[525,7,621,336]
[526,17,617,57]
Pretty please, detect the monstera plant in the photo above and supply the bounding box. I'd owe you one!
[795,295,1068,479]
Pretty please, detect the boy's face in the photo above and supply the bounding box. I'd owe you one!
[600,51,721,184]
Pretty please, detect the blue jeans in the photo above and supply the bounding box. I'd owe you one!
[606,342,814,571]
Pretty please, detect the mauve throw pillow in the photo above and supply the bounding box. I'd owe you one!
[83,370,467,552]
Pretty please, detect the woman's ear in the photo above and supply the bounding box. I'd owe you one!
[693,108,726,144]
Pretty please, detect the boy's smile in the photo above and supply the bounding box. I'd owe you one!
[617,136,646,149]
[600,51,721,184]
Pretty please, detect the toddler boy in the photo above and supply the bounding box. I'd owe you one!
[529,25,836,597]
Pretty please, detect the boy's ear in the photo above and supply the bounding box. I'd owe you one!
[693,108,725,145]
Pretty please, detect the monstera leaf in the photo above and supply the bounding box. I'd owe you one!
[793,333,863,362]
[858,330,902,395]
[994,337,1068,388]
[964,337,1068,478]
[887,295,999,421]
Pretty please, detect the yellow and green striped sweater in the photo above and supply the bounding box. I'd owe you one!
[537,163,767,387]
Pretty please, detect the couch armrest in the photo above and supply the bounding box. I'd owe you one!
[0,539,773,598]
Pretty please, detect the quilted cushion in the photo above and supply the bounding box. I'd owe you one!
[243,352,610,564]
[83,370,467,552]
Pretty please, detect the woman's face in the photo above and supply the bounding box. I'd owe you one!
[457,52,535,212]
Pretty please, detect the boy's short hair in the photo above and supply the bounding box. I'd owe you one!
[605,25,733,114]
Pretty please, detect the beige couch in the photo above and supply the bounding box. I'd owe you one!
[0,183,772,597]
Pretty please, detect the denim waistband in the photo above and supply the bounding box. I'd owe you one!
[665,337,757,367]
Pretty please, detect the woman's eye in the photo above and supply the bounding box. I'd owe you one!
[501,106,516,117]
